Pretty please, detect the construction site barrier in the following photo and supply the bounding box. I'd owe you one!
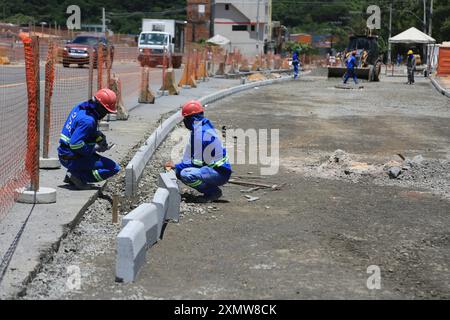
[0,34,59,216]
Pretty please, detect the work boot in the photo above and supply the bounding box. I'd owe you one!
[199,189,223,203]
[63,173,74,185]
[67,172,91,190]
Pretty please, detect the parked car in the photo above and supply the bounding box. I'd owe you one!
[63,34,114,68]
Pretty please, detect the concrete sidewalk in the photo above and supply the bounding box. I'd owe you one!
[0,76,241,299]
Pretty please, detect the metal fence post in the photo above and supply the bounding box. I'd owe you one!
[43,42,55,159]
[88,47,94,99]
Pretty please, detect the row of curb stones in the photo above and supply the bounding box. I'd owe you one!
[116,171,180,283]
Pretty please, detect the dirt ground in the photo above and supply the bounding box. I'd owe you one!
[23,75,449,299]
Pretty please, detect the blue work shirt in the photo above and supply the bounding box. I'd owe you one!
[58,101,103,158]
[346,55,357,70]
[175,115,232,175]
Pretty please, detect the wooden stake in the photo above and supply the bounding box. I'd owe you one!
[112,194,119,224]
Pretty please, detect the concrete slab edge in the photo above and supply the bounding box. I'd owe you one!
[430,77,450,98]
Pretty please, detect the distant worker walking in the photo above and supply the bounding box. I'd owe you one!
[58,89,120,189]
[165,100,232,202]
[406,50,416,85]
[292,49,300,79]
[343,50,358,85]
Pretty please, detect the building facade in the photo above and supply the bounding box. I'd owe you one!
[213,0,269,56]
[186,0,212,47]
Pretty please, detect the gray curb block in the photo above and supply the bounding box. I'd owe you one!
[116,172,180,283]
[125,75,293,197]
[430,77,450,98]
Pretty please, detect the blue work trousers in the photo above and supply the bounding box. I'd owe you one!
[344,68,358,84]
[293,63,299,78]
[179,166,230,196]
[60,153,120,183]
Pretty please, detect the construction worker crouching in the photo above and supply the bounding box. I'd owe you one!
[58,88,120,189]
[165,100,232,202]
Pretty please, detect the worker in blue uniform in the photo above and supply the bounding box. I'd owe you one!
[343,50,358,84]
[58,88,120,189]
[165,100,232,202]
[292,49,300,79]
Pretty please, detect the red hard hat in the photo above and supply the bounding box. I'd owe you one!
[181,100,204,117]
[94,88,117,114]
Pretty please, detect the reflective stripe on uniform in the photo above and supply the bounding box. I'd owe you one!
[209,156,229,168]
[92,170,103,182]
[60,134,70,143]
[192,156,229,168]
[70,141,85,150]
[187,180,202,187]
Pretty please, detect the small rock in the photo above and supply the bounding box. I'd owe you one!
[388,167,402,179]
[244,195,260,202]
[412,155,425,164]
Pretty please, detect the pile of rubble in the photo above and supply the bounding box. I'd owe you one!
[306,149,450,199]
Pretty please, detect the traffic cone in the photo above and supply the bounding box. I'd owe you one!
[161,68,180,95]
[139,67,155,104]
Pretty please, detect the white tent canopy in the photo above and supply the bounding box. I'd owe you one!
[206,34,231,46]
[389,27,436,44]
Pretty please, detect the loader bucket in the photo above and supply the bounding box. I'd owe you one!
[327,66,373,80]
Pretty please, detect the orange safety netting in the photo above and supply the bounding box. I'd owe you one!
[0,36,36,219]
[43,42,92,157]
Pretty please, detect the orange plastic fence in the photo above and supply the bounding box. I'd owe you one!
[0,37,36,219]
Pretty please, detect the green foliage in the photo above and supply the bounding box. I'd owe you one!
[0,0,186,34]
[0,0,448,44]
[284,41,317,55]
[4,13,36,25]
[273,0,449,50]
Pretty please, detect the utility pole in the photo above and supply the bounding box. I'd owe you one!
[268,0,272,53]
[428,0,433,36]
[102,8,106,34]
[256,0,261,53]
[210,0,215,38]
[388,1,392,64]
[423,0,427,64]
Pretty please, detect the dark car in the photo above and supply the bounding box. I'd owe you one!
[63,34,114,68]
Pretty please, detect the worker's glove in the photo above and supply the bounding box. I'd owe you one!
[96,131,107,144]
[95,139,108,153]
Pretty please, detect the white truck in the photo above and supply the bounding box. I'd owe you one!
[137,19,186,68]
